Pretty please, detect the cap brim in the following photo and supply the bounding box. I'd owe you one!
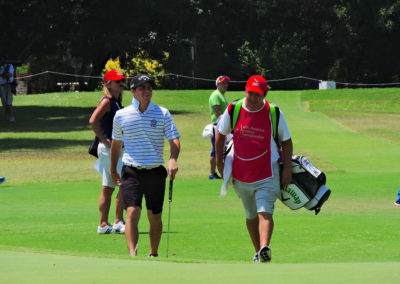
[246,86,265,95]
[104,75,126,83]
[130,79,156,89]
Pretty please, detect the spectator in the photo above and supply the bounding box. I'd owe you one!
[89,70,126,234]
[208,75,230,179]
[395,188,400,206]
[0,56,16,122]
[110,74,180,257]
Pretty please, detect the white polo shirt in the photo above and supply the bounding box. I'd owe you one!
[112,97,180,167]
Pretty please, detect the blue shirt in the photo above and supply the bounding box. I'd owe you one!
[112,97,180,167]
[0,64,14,85]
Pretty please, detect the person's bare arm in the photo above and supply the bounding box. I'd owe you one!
[110,140,123,185]
[213,105,222,118]
[215,131,226,177]
[168,138,180,180]
[89,99,111,147]
[280,138,293,188]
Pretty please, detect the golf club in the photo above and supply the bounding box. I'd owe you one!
[166,179,173,258]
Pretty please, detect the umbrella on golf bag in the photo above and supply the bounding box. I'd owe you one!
[279,155,331,215]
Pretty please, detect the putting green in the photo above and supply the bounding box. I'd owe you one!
[1,250,399,284]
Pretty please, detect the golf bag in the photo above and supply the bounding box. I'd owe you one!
[278,155,331,215]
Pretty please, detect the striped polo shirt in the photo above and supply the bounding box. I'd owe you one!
[112,97,180,167]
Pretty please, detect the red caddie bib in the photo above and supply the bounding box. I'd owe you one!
[232,102,272,183]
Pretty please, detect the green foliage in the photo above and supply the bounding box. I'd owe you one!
[237,41,268,77]
[5,1,400,92]
[123,50,168,77]
[101,51,169,88]
[103,57,125,75]
[16,63,30,75]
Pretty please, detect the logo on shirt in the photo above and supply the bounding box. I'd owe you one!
[151,119,157,128]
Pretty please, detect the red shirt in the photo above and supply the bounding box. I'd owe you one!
[232,102,272,183]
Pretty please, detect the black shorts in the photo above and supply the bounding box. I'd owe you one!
[121,165,167,214]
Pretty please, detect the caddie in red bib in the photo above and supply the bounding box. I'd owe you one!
[215,75,293,263]
[232,101,273,183]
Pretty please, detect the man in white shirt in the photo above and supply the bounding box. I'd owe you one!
[110,74,180,258]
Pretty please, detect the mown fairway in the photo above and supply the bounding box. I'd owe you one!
[0,88,399,283]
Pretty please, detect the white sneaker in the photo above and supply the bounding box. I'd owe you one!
[97,223,113,234]
[112,220,125,234]
[253,252,260,263]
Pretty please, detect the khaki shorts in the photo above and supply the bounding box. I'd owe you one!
[233,163,280,219]
[0,84,13,106]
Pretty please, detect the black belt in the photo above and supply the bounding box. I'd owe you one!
[124,164,160,170]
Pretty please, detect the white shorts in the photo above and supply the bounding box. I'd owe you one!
[0,84,13,106]
[97,142,123,188]
[233,163,280,219]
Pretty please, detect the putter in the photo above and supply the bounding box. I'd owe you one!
[166,179,173,258]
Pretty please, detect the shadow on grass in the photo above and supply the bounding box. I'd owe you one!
[0,106,93,133]
[0,138,91,152]
[0,106,193,133]
[169,110,196,115]
[138,232,178,235]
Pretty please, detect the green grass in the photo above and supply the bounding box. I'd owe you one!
[1,250,399,284]
[2,250,399,284]
[1,88,400,282]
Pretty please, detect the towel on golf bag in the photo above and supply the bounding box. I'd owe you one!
[202,116,226,139]
[278,155,331,214]
[202,124,214,138]
[220,139,234,196]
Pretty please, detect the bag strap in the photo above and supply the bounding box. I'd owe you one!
[229,98,244,130]
[229,98,280,145]
[269,102,280,146]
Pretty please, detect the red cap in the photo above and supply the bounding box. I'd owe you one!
[104,70,125,84]
[216,75,231,86]
[245,75,267,95]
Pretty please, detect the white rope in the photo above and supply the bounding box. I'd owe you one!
[14,70,400,87]
[16,71,51,79]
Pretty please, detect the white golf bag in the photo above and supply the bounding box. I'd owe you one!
[279,155,331,214]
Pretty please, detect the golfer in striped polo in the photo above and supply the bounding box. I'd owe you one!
[110,74,180,257]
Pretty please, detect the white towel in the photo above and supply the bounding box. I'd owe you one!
[220,142,234,196]
[202,124,214,138]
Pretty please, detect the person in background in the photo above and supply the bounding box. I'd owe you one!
[0,56,16,122]
[110,74,180,257]
[89,70,126,234]
[215,75,293,263]
[395,188,400,206]
[0,177,6,184]
[208,75,230,179]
